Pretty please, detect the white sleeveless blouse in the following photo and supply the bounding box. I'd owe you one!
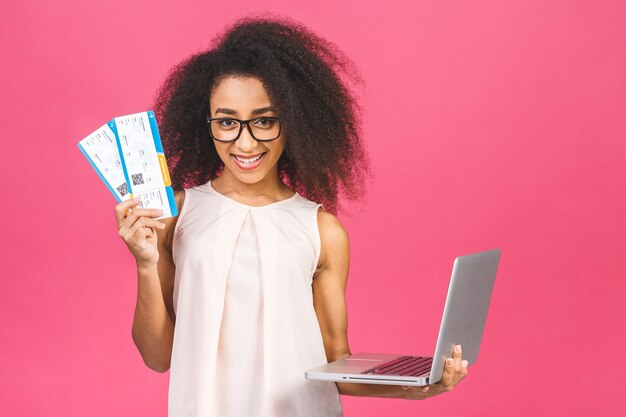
[169,180,344,417]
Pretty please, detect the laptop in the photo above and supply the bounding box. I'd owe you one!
[305,248,501,386]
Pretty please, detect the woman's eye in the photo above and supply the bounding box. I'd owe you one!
[255,118,274,128]
[220,119,238,128]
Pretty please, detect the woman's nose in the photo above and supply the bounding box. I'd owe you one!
[235,124,257,151]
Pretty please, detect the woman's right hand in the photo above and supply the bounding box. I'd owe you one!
[115,197,166,266]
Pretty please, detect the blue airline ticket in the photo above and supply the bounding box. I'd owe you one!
[77,123,130,201]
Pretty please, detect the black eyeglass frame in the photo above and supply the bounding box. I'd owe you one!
[206,116,282,143]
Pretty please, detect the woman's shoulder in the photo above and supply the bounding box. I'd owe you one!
[317,208,349,250]
[292,192,348,243]
[314,207,349,273]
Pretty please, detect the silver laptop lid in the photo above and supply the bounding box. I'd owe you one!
[428,249,500,383]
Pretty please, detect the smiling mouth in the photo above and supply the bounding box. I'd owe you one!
[232,152,265,164]
[230,152,267,169]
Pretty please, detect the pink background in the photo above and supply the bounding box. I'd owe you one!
[1,0,625,415]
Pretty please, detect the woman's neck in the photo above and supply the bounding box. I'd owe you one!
[211,167,293,203]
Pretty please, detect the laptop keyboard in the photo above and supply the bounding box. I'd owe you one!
[361,355,433,377]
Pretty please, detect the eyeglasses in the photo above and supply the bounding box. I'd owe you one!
[206,117,282,142]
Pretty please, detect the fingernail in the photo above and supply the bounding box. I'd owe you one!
[455,345,462,353]
[447,358,454,366]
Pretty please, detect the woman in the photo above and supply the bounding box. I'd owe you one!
[114,14,468,417]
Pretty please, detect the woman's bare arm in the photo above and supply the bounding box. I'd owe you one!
[130,190,183,372]
[312,209,406,398]
[312,209,468,399]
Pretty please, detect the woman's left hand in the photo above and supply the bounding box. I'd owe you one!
[401,344,469,400]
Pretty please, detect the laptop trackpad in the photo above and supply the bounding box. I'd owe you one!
[321,353,407,373]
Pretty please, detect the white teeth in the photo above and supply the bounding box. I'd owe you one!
[234,153,264,164]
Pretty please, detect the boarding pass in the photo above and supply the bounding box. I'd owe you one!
[77,110,178,220]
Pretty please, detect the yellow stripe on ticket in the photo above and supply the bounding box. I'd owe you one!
[158,154,172,186]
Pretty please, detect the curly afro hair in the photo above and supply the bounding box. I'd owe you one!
[152,13,371,214]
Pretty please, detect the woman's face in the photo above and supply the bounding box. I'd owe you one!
[209,75,285,185]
